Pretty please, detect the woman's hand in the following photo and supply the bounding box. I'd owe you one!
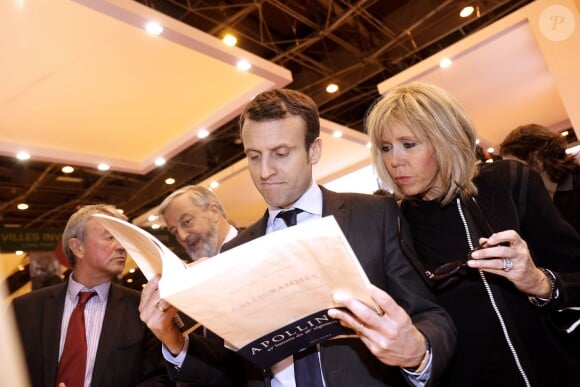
[328,284,427,369]
[467,230,551,297]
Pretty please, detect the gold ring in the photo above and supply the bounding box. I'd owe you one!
[155,302,169,313]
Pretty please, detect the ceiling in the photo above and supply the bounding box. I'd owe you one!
[3,0,566,235]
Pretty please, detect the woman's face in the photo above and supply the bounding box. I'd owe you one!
[380,122,442,200]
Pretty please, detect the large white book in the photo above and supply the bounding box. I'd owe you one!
[93,214,377,368]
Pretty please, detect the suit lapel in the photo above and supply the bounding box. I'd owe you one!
[91,284,124,387]
[320,187,350,236]
[43,283,67,385]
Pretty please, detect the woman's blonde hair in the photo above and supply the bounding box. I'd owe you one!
[365,82,479,204]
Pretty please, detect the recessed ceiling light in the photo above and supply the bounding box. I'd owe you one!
[154,157,166,166]
[151,224,161,230]
[561,130,569,137]
[326,83,339,93]
[16,151,30,160]
[97,163,110,171]
[148,214,158,222]
[16,250,24,256]
[236,60,251,71]
[165,177,176,185]
[197,129,210,139]
[17,203,29,210]
[223,33,237,47]
[460,6,475,18]
[116,208,124,215]
[487,147,495,153]
[61,166,74,174]
[332,130,343,138]
[439,58,452,68]
[209,181,219,189]
[145,22,163,35]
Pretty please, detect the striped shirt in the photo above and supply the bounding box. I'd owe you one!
[59,275,111,387]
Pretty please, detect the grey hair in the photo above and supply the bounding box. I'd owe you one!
[158,185,227,219]
[62,204,127,267]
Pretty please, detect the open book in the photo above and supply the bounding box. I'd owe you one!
[93,214,376,368]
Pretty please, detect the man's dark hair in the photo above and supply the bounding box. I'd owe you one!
[239,89,320,150]
[500,123,579,182]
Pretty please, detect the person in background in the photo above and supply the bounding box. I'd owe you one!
[158,185,238,261]
[500,123,580,233]
[156,184,239,387]
[12,204,172,387]
[365,82,580,387]
[140,88,456,387]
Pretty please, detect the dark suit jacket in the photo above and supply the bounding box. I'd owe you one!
[175,187,456,387]
[12,280,173,387]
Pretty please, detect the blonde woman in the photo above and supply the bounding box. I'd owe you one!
[365,82,580,387]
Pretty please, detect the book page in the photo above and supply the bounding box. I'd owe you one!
[159,216,376,367]
[92,213,186,280]
[93,214,375,368]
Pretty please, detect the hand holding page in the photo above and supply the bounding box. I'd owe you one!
[93,214,376,368]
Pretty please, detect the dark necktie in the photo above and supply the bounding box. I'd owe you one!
[276,208,303,228]
[276,209,324,387]
[56,291,96,387]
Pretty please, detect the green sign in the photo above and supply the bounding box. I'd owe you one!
[0,228,179,254]
[0,229,63,252]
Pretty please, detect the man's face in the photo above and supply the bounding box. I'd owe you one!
[241,115,321,209]
[73,219,127,279]
[162,193,220,260]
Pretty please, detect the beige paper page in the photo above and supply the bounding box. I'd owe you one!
[157,216,374,350]
[93,214,375,351]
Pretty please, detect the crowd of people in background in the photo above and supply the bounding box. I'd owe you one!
[7,85,580,387]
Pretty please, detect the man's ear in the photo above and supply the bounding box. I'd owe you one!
[68,238,84,258]
[309,137,322,165]
[208,203,221,221]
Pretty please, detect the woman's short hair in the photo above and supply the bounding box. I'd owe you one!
[62,204,126,268]
[365,82,478,204]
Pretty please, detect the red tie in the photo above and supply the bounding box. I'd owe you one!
[56,291,96,387]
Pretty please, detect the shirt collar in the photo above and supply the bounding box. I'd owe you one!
[267,181,323,229]
[223,225,238,246]
[67,272,111,303]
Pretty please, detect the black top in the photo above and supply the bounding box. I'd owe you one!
[402,160,580,387]
[554,168,580,234]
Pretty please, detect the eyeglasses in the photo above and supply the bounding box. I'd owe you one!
[396,217,466,289]
[396,199,496,290]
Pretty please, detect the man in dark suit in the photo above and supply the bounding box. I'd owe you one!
[140,89,455,386]
[12,204,172,387]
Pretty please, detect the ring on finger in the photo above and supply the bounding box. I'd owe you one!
[502,258,513,272]
[155,302,169,313]
[358,322,365,333]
